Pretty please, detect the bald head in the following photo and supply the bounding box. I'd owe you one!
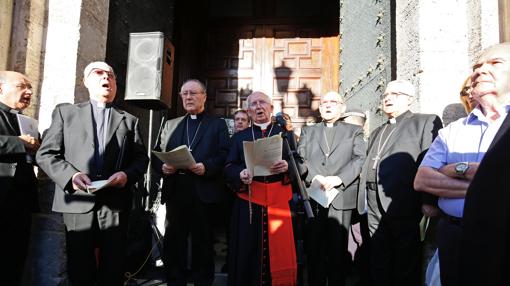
[0,71,33,111]
[83,61,117,103]
[381,80,415,118]
[319,91,345,123]
[246,91,273,124]
[471,42,510,104]
[384,80,416,97]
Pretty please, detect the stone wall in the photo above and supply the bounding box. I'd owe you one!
[38,0,111,131]
[395,0,500,125]
[0,0,14,70]
[6,0,47,119]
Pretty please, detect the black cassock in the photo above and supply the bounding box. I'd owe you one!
[224,123,302,285]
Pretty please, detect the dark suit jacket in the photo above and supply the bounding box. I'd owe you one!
[0,102,38,212]
[156,113,230,204]
[358,111,442,217]
[298,121,366,210]
[36,102,148,217]
[459,113,510,286]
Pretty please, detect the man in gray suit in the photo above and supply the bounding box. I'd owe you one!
[298,91,366,286]
[37,62,148,286]
[358,80,442,286]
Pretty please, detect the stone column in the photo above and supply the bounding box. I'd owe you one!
[395,0,499,123]
[0,0,14,70]
[38,0,110,131]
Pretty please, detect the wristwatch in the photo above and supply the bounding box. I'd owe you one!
[455,162,469,177]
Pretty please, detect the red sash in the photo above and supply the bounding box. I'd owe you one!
[237,181,297,286]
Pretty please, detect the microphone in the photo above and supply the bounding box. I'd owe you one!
[275,112,298,152]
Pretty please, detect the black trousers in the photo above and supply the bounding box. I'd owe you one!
[367,189,421,286]
[0,208,31,286]
[437,217,461,286]
[305,203,351,286]
[65,211,128,286]
[163,174,216,286]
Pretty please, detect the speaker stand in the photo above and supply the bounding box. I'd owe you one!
[144,108,155,211]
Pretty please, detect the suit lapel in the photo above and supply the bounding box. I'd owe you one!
[328,123,342,154]
[379,111,413,158]
[78,102,94,145]
[168,117,186,150]
[317,123,329,156]
[106,107,125,145]
[488,113,510,151]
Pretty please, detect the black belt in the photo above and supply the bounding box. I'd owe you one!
[253,175,283,183]
[177,170,193,175]
[443,214,462,225]
[366,182,378,191]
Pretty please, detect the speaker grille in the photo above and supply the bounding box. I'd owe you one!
[125,32,173,110]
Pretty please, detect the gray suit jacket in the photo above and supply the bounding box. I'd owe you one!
[298,121,366,210]
[37,102,148,216]
[357,111,442,216]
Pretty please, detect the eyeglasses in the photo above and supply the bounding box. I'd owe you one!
[90,69,115,79]
[180,90,204,97]
[380,92,410,99]
[320,100,342,107]
[460,87,472,97]
[248,100,270,108]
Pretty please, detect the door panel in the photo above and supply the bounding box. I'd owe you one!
[204,24,338,133]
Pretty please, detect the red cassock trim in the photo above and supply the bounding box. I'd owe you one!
[237,181,297,286]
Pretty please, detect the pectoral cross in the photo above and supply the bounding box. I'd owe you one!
[372,155,380,170]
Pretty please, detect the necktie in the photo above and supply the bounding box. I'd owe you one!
[95,107,106,176]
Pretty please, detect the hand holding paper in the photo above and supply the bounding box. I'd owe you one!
[240,168,253,185]
[87,178,115,193]
[307,178,339,208]
[17,114,38,138]
[153,145,196,170]
[19,134,40,154]
[162,163,177,175]
[243,134,283,176]
[107,171,127,188]
[72,172,92,191]
[269,159,288,174]
[189,162,206,176]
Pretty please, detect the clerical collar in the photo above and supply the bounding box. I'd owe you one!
[0,101,13,112]
[0,102,22,115]
[188,112,204,120]
[387,110,410,124]
[91,99,112,108]
[253,121,271,130]
[323,119,340,127]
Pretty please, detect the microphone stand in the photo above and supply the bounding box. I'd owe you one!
[280,131,314,219]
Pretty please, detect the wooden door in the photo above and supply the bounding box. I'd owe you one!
[203,23,339,133]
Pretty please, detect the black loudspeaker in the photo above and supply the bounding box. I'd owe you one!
[125,32,174,110]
